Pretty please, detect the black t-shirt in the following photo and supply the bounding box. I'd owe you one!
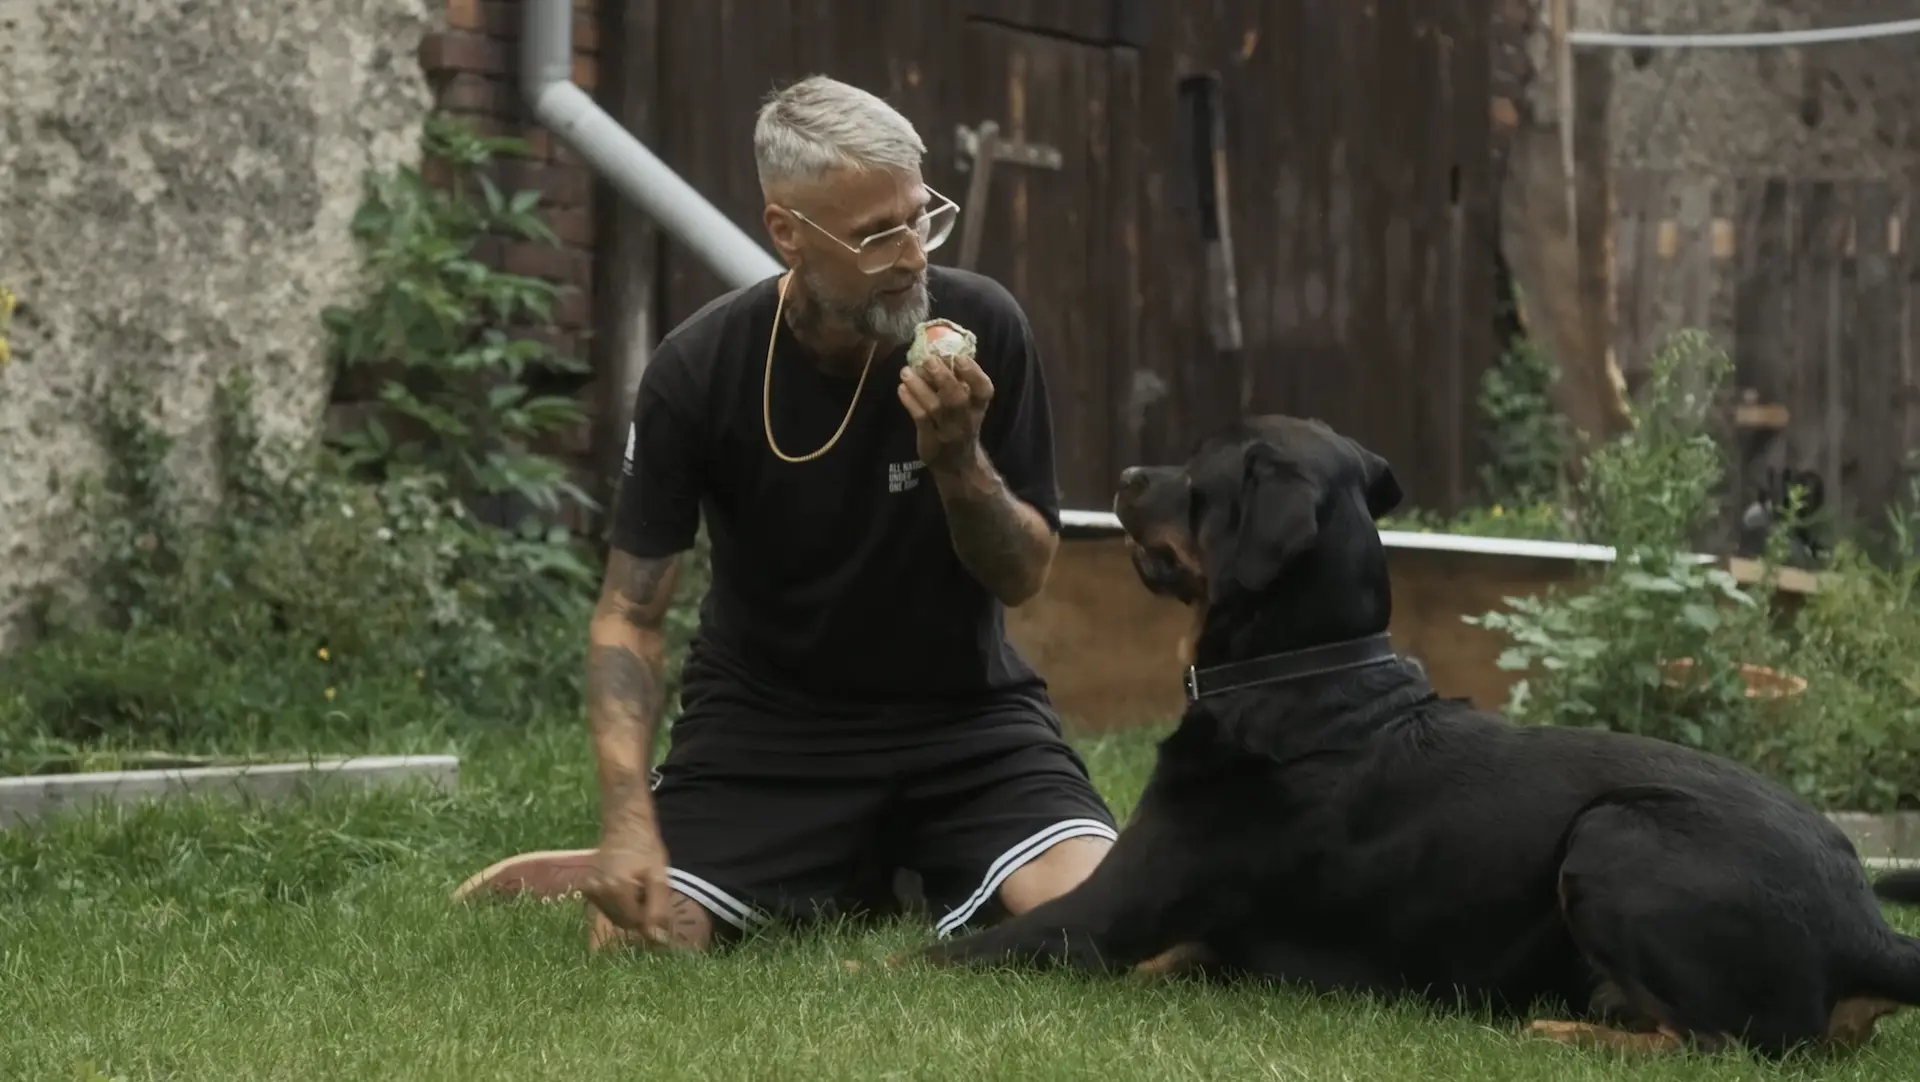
[609,266,1062,719]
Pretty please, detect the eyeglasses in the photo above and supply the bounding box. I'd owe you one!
[786,187,961,275]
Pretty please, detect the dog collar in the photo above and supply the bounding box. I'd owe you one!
[1183,632,1400,702]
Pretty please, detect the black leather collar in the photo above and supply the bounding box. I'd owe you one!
[1183,632,1400,703]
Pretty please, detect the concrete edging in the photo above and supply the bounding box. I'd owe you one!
[1829,811,1920,864]
[0,754,460,830]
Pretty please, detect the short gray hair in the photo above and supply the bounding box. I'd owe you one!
[753,75,926,194]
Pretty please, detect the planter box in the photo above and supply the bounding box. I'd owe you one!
[1008,512,1818,731]
[0,754,461,830]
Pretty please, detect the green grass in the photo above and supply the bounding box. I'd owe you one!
[3,719,1920,1081]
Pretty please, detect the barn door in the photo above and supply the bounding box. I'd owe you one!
[943,22,1120,513]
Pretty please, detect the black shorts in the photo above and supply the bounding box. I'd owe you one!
[647,693,1118,939]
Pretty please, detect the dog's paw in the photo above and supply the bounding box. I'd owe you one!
[1524,1019,1682,1053]
[1525,1020,1593,1043]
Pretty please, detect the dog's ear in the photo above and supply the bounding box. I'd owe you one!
[1350,438,1403,520]
[1211,440,1322,598]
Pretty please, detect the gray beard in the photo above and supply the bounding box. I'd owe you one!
[799,267,930,345]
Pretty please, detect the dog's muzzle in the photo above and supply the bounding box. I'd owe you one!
[1127,540,1201,603]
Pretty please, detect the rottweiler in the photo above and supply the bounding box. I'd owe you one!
[919,414,1920,1057]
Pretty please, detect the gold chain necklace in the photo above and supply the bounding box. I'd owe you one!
[762,272,878,464]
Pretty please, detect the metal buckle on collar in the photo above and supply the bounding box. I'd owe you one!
[1182,665,1200,703]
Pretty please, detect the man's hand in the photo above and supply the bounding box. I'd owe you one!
[897,354,992,476]
[584,548,681,944]
[582,836,675,947]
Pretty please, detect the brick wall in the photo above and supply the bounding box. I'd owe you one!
[422,0,600,363]
[334,0,609,525]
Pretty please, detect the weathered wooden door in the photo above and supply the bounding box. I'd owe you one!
[940,22,1123,512]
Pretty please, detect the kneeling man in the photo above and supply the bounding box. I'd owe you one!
[455,74,1116,949]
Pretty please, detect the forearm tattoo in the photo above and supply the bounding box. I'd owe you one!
[937,452,1055,606]
[587,551,680,837]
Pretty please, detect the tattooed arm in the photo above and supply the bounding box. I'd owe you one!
[586,548,682,848]
[577,547,687,943]
[932,444,1059,608]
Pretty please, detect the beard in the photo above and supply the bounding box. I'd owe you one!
[797,264,930,344]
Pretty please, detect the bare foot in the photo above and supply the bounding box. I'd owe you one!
[1130,943,1212,984]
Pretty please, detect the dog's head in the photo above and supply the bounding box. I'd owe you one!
[1112,415,1403,657]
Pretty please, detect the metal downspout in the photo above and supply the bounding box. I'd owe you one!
[521,0,782,289]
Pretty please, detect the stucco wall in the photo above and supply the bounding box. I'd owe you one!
[0,0,439,647]
[1576,0,1920,177]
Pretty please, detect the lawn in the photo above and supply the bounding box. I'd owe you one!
[4,717,1920,1082]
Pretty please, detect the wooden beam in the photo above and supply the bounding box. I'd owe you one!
[587,0,662,549]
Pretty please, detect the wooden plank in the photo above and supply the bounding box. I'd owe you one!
[1704,179,1741,352]
[957,23,1113,508]
[1334,0,1380,456]
[654,0,727,328]
[1106,47,1145,474]
[589,0,662,545]
[1643,172,1690,379]
[1792,179,1841,514]
[1130,3,1207,465]
[1611,169,1645,378]
[1407,5,1452,509]
[1732,177,1796,497]
[1851,182,1900,526]
[1905,180,1920,464]
[1449,0,1498,508]
[1626,169,1674,378]
[1674,178,1714,344]
[961,0,1120,43]
[1375,0,1423,501]
[1824,182,1852,522]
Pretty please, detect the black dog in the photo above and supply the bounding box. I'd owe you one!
[921,414,1920,1057]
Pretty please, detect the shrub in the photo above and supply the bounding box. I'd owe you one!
[1,114,619,763]
[322,113,595,526]
[1467,333,1790,767]
[1468,328,1920,810]
[1775,480,1920,810]
[1476,330,1571,510]
[5,370,595,759]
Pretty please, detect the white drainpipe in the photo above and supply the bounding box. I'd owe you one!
[521,0,783,289]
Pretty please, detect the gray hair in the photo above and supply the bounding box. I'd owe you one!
[753,75,926,194]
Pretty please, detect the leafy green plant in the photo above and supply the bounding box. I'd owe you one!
[53,375,191,634]
[1476,331,1570,508]
[8,368,594,755]
[1466,330,1787,759]
[1775,468,1920,810]
[321,113,595,525]
[1570,330,1733,553]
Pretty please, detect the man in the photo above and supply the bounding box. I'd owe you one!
[454,74,1118,950]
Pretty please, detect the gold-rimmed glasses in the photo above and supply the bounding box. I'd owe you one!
[786,186,961,274]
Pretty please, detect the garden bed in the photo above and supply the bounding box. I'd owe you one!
[1008,511,1818,729]
[0,753,461,830]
